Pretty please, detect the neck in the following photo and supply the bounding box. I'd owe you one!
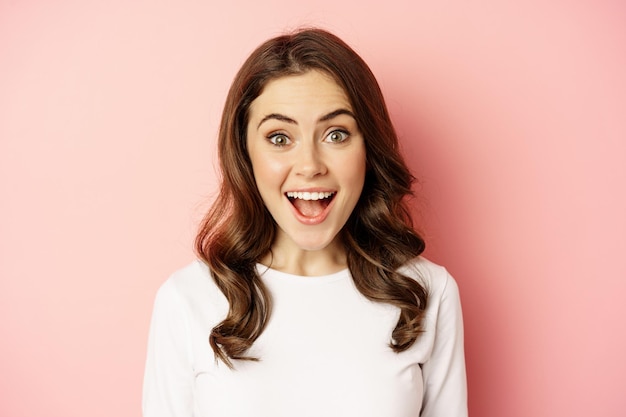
[259,236,348,277]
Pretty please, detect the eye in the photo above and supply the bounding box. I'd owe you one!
[268,133,291,147]
[325,129,349,143]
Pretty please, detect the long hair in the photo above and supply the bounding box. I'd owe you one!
[195,28,427,368]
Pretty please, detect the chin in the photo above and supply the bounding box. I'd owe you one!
[289,232,339,252]
[294,240,334,252]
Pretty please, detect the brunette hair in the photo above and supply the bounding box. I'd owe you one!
[195,28,427,368]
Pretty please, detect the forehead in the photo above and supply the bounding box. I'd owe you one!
[248,71,352,119]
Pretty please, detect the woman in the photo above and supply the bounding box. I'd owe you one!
[143,28,467,417]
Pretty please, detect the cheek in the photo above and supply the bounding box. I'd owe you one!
[343,150,367,186]
[251,156,289,189]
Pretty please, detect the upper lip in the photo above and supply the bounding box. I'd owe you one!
[284,187,336,193]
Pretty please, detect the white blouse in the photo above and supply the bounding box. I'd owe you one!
[143,257,467,417]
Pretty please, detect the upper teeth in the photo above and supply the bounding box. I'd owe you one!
[286,191,334,201]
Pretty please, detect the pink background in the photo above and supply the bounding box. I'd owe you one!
[1,1,625,416]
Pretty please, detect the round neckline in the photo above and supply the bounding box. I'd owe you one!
[255,263,350,284]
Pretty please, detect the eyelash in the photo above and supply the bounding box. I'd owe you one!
[325,129,350,143]
[266,129,350,147]
[267,132,291,147]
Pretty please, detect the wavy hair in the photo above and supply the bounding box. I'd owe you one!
[195,28,427,368]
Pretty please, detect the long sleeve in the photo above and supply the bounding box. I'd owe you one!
[143,279,195,417]
[141,259,466,417]
[420,273,468,417]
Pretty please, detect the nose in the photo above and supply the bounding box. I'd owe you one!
[294,142,327,178]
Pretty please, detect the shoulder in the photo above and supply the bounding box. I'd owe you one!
[399,256,459,301]
[153,260,227,316]
[163,260,212,291]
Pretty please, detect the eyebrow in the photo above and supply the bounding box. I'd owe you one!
[256,108,356,129]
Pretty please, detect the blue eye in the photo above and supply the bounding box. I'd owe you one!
[325,130,349,143]
[268,133,291,146]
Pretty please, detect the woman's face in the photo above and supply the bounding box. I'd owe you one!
[246,70,366,255]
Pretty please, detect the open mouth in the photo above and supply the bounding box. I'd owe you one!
[286,191,336,218]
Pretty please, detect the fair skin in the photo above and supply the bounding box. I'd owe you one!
[246,70,367,276]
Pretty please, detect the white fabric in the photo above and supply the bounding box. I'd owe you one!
[143,257,467,417]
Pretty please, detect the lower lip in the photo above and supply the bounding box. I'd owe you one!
[288,196,335,225]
